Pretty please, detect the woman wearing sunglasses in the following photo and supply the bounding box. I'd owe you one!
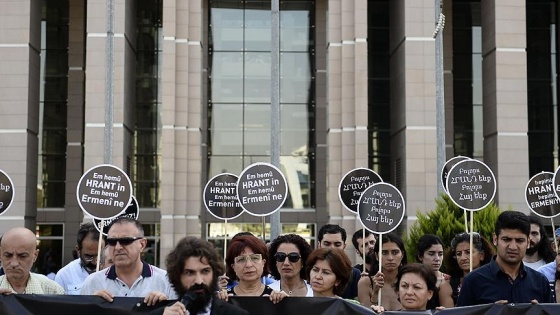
[268,234,313,296]
[217,235,287,304]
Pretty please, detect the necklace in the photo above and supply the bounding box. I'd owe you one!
[281,280,305,295]
[235,283,264,296]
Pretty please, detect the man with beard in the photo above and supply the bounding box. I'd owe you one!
[351,229,376,273]
[55,222,102,294]
[523,216,555,270]
[154,237,249,315]
[457,211,552,306]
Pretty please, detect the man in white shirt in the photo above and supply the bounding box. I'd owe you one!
[55,222,101,294]
[80,217,176,306]
[523,217,555,270]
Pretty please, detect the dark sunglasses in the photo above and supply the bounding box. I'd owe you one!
[106,237,143,246]
[274,252,301,263]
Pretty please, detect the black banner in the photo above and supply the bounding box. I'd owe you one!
[0,295,559,315]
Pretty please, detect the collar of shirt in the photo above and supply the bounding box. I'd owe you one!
[106,261,152,280]
[489,255,527,279]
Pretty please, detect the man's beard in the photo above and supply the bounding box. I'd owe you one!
[185,283,213,314]
[364,248,376,265]
[81,259,96,274]
[525,240,540,256]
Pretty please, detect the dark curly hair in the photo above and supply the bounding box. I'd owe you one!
[225,235,269,280]
[306,248,352,296]
[367,232,408,276]
[268,234,312,280]
[444,232,494,278]
[166,237,224,297]
[415,234,444,262]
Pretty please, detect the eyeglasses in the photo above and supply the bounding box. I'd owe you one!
[274,252,301,263]
[234,253,262,265]
[106,237,143,246]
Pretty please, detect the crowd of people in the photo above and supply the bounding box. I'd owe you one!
[0,210,559,314]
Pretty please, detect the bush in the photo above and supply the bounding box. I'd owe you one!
[404,193,502,264]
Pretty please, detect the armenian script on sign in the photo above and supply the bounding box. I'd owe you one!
[360,190,402,226]
[448,167,491,202]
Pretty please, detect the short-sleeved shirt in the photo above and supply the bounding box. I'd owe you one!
[0,273,65,294]
[268,279,314,297]
[537,261,556,281]
[457,256,552,306]
[80,261,177,299]
[54,258,91,295]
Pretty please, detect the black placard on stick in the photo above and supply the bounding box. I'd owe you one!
[76,164,133,219]
[203,173,244,220]
[94,196,139,236]
[0,169,15,216]
[526,172,560,218]
[441,156,470,193]
[338,168,383,213]
[357,182,405,234]
[446,159,496,211]
[237,163,287,216]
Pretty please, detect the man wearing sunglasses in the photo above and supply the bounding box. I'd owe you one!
[80,217,176,306]
[55,222,102,294]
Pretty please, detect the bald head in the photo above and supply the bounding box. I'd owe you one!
[1,227,39,287]
[2,227,37,249]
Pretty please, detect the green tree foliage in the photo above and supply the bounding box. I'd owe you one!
[404,193,502,263]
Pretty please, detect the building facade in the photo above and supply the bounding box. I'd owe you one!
[0,0,555,270]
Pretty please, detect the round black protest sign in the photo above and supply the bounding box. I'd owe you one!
[204,173,244,220]
[0,169,15,216]
[338,168,383,213]
[357,182,405,234]
[76,164,133,219]
[237,163,287,216]
[94,196,139,236]
[526,172,560,218]
[441,156,470,193]
[446,159,496,211]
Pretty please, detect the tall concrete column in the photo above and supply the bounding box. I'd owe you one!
[0,0,41,231]
[390,1,438,226]
[327,0,369,256]
[481,0,528,211]
[160,0,204,261]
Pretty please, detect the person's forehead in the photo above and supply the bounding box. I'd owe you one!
[322,233,343,242]
[382,241,401,250]
[277,242,299,253]
[497,228,527,238]
[184,256,212,271]
[108,222,140,237]
[363,234,375,242]
[530,224,540,232]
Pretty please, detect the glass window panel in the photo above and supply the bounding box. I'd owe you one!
[211,52,244,102]
[42,130,66,154]
[244,52,271,103]
[280,155,310,209]
[208,156,244,177]
[42,103,67,127]
[42,155,66,180]
[41,181,65,207]
[135,181,159,208]
[44,51,68,75]
[280,53,311,103]
[209,104,243,155]
[35,238,63,276]
[43,77,68,101]
[280,8,312,51]
[242,119,272,155]
[245,4,271,51]
[210,5,244,51]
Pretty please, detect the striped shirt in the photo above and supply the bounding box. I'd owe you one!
[80,261,177,299]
